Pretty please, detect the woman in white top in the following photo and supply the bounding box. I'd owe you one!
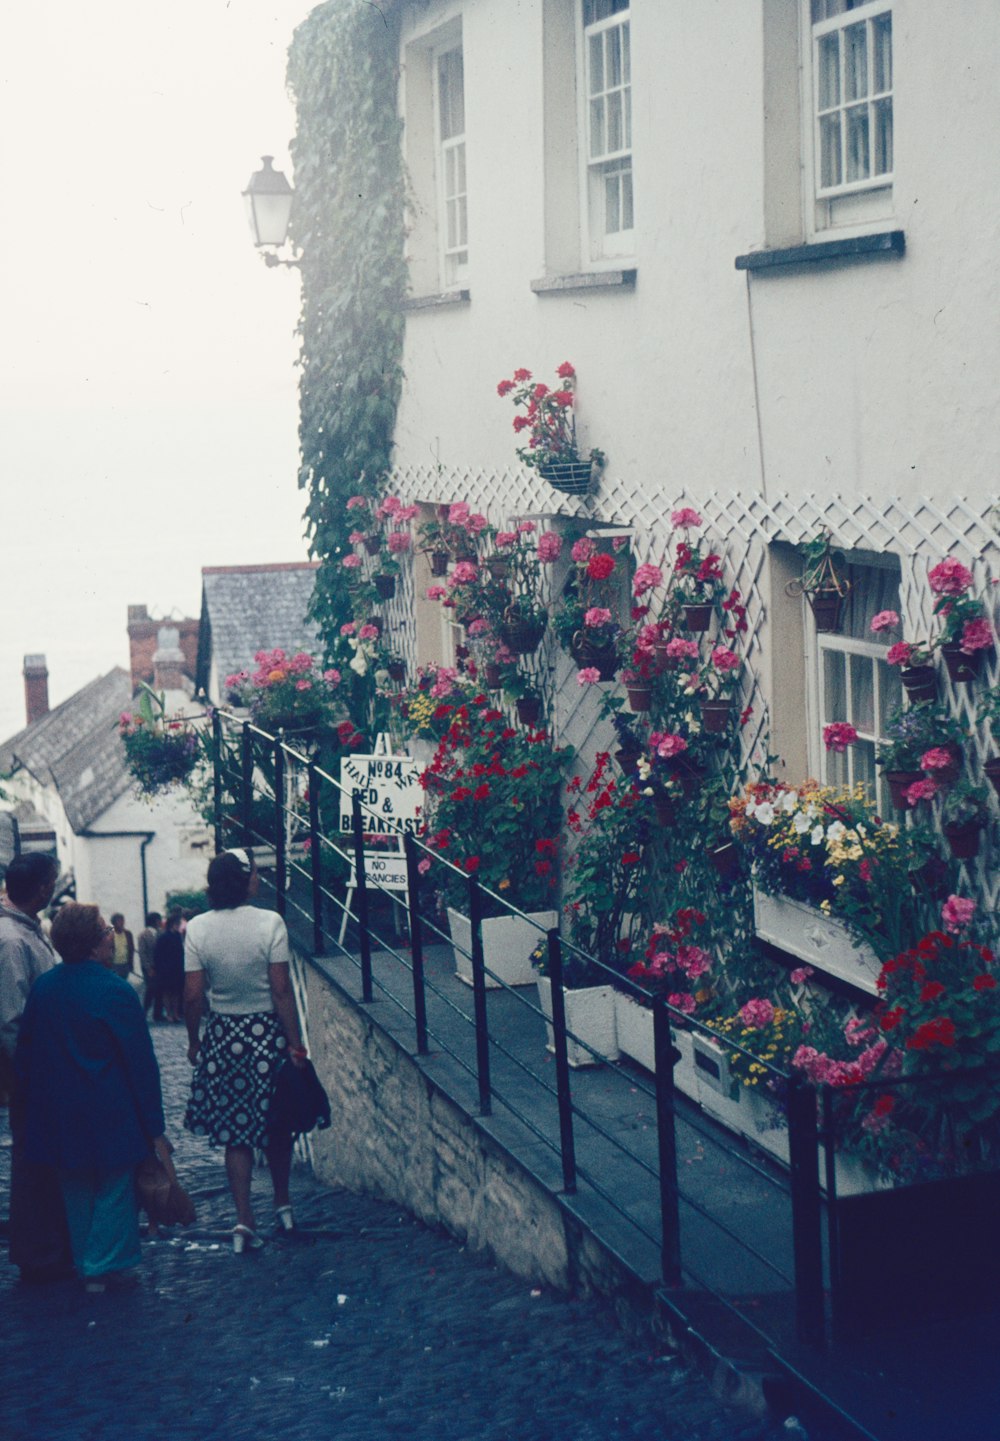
[182,849,307,1253]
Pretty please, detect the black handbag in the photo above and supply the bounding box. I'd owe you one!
[267,1058,331,1141]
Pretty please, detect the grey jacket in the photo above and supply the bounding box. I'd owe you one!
[0,903,56,1058]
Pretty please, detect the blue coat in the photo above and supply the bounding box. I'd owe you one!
[15,959,165,1172]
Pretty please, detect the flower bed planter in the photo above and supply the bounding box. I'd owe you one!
[613,994,699,1100]
[447,908,557,990]
[752,887,881,996]
[536,976,619,1067]
[691,1031,744,1131]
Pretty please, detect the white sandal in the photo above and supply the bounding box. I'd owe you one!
[232,1224,264,1254]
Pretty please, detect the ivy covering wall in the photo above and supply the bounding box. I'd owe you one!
[287,0,408,647]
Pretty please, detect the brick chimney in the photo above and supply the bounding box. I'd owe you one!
[152,627,186,693]
[23,655,50,725]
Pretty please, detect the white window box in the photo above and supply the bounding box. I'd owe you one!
[536,975,619,1068]
[752,887,881,996]
[447,908,556,990]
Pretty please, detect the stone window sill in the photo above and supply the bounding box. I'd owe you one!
[530,268,637,295]
[403,289,471,312]
[735,230,904,272]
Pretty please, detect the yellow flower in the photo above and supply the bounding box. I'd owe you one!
[819,899,832,915]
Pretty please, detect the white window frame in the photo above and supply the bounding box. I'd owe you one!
[434,43,468,291]
[578,0,633,263]
[801,0,894,235]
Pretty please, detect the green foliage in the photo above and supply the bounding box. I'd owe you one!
[165,889,209,917]
[287,1,409,647]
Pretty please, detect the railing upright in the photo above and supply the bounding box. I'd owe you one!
[788,1073,826,1347]
[546,930,576,1195]
[653,998,682,1286]
[308,761,324,956]
[352,792,373,1002]
[273,739,286,917]
[240,722,254,847]
[404,834,429,1055]
[468,876,492,1116]
[211,710,223,853]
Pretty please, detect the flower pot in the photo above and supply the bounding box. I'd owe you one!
[368,616,385,639]
[374,574,396,600]
[985,758,1000,799]
[485,556,510,582]
[451,538,477,562]
[429,550,449,577]
[682,603,713,633]
[942,822,982,860]
[536,976,619,1067]
[614,992,656,1073]
[447,907,558,989]
[807,590,844,633]
[483,662,503,689]
[454,643,470,661]
[515,696,542,728]
[499,609,546,656]
[570,634,617,681]
[941,642,982,684]
[387,660,406,683]
[626,684,652,714]
[614,748,642,779]
[363,535,382,557]
[539,459,594,496]
[699,699,732,734]
[752,887,882,995]
[663,758,702,803]
[708,841,740,881]
[884,770,925,810]
[924,746,962,784]
[691,1031,744,1130]
[900,665,937,704]
[652,791,677,826]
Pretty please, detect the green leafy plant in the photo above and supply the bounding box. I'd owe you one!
[876,703,966,773]
[941,778,991,830]
[119,688,202,796]
[496,361,602,472]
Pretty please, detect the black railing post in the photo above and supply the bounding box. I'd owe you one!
[404,834,429,1055]
[352,792,373,1003]
[546,930,576,1195]
[240,722,254,848]
[273,738,286,917]
[468,875,492,1116]
[211,710,224,854]
[653,999,683,1286]
[308,762,324,956]
[821,1085,841,1325]
[788,1072,826,1347]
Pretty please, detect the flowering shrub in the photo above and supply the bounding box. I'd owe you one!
[496,361,602,472]
[120,690,201,796]
[670,509,725,603]
[626,907,716,1016]
[729,779,925,958]
[225,649,343,732]
[928,557,994,654]
[420,694,572,912]
[551,537,625,652]
[876,702,965,773]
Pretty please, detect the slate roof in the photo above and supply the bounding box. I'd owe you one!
[197,563,321,698]
[0,669,133,832]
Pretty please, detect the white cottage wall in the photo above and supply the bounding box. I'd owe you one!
[79,787,212,928]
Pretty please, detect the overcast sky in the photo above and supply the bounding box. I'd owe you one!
[0,0,319,739]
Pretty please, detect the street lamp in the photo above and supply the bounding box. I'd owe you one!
[242,155,299,267]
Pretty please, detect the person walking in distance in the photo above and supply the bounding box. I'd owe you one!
[0,853,73,1282]
[183,849,307,1253]
[153,911,184,1023]
[108,913,135,980]
[137,912,163,1021]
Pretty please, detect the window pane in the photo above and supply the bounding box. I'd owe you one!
[853,739,878,798]
[878,660,902,732]
[846,105,870,181]
[872,13,892,92]
[438,50,464,140]
[621,21,631,83]
[819,113,842,187]
[621,166,634,229]
[605,170,621,233]
[817,34,841,111]
[585,0,629,23]
[850,654,875,734]
[873,98,893,174]
[623,82,632,148]
[590,97,606,158]
[606,90,623,152]
[827,748,849,788]
[844,22,868,102]
[824,650,847,722]
[589,33,604,95]
[606,26,622,87]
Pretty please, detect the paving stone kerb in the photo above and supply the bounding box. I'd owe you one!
[0,1020,780,1441]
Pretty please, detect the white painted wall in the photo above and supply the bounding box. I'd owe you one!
[394,0,1000,509]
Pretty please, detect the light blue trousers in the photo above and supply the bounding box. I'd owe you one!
[59,1166,142,1279]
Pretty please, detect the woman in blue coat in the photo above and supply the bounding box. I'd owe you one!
[15,902,172,1291]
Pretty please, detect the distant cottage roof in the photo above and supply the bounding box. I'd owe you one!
[197,563,321,699]
[0,669,133,832]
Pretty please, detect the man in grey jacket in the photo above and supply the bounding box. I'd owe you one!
[1,852,72,1281]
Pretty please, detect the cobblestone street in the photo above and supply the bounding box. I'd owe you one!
[0,1023,790,1441]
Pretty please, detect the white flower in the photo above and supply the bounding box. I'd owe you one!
[349,654,368,677]
[776,791,799,815]
[792,811,812,835]
[827,821,847,843]
[810,825,825,847]
[753,802,776,826]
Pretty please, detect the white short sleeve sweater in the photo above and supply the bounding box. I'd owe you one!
[183,905,290,1016]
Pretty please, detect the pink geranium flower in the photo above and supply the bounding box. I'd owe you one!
[710,645,741,672]
[495,531,517,548]
[537,531,563,563]
[871,610,900,633]
[906,778,938,805]
[920,746,955,772]
[961,617,994,654]
[632,562,663,597]
[387,530,411,552]
[928,558,974,596]
[823,722,858,753]
[426,585,447,600]
[665,638,699,661]
[886,641,915,667]
[671,508,702,530]
[941,894,975,934]
[584,607,612,628]
[448,502,470,526]
[341,554,361,569]
[739,997,775,1029]
[653,732,688,759]
[450,561,478,584]
[570,537,596,563]
[576,667,601,684]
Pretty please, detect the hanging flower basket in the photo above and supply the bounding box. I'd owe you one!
[515,696,543,728]
[942,822,982,860]
[699,698,732,734]
[682,602,713,633]
[900,665,937,704]
[614,747,642,779]
[485,556,510,582]
[499,609,547,655]
[663,758,703,802]
[387,660,406,683]
[368,616,385,639]
[429,550,449,577]
[539,458,595,495]
[626,683,652,713]
[484,662,503,689]
[985,758,1000,799]
[363,535,382,557]
[374,574,397,600]
[884,770,925,810]
[708,841,741,882]
[570,633,617,681]
[941,642,982,684]
[807,589,845,633]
